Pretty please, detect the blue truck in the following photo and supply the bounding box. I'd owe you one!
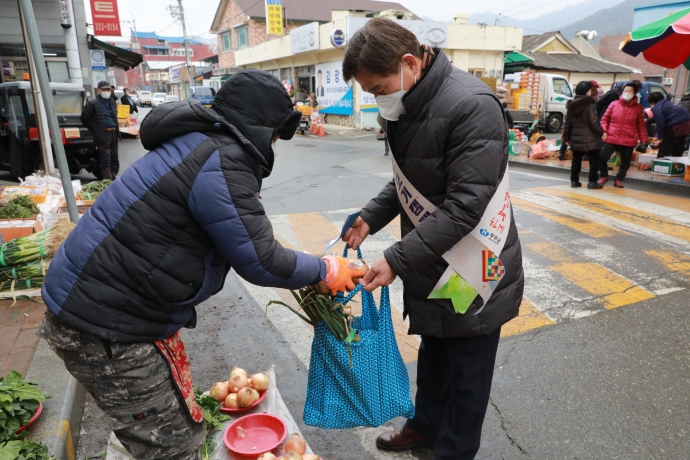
[188,86,216,108]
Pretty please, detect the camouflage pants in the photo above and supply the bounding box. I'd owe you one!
[37,315,205,460]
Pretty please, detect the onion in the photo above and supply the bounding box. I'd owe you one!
[210,382,229,402]
[284,453,303,460]
[257,454,277,460]
[229,366,247,380]
[228,373,249,392]
[224,393,238,408]
[236,387,259,407]
[284,433,307,455]
[302,455,319,460]
[250,372,270,391]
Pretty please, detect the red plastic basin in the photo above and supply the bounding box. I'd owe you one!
[223,413,288,456]
[16,402,42,434]
[220,389,267,414]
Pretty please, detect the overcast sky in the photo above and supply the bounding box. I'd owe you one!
[87,0,585,41]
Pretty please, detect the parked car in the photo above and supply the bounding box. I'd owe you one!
[152,92,167,107]
[611,81,672,108]
[114,90,124,103]
[188,86,215,108]
[138,90,153,107]
[506,73,574,133]
[130,94,139,105]
[0,81,99,178]
[165,95,180,103]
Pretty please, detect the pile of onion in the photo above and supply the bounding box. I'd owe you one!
[208,367,270,409]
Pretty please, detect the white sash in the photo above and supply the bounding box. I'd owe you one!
[391,157,512,314]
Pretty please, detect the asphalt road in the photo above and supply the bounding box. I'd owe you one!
[76,126,689,459]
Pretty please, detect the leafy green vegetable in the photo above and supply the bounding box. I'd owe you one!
[193,387,231,431]
[0,371,49,434]
[200,433,217,460]
[0,437,57,460]
[77,180,112,201]
[0,195,41,219]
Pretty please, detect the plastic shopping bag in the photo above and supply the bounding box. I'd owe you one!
[303,247,415,429]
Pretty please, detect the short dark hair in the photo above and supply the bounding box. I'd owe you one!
[623,83,637,92]
[575,80,593,96]
[317,70,322,76]
[342,17,421,82]
[631,80,642,92]
[648,91,665,104]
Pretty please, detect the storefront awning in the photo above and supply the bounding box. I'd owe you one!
[504,51,533,65]
[87,35,143,71]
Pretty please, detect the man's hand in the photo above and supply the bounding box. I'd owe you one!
[360,256,397,292]
[342,217,370,250]
[602,132,608,141]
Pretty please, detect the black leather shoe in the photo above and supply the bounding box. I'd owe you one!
[376,425,436,451]
[571,181,582,188]
[588,182,603,189]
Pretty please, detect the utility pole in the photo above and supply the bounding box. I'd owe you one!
[124,14,147,90]
[17,0,79,223]
[169,0,193,97]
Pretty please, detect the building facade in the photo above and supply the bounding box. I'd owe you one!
[212,4,522,128]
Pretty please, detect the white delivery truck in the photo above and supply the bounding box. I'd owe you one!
[506,73,573,133]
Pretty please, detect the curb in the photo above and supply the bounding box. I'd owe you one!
[25,338,85,460]
[509,159,690,194]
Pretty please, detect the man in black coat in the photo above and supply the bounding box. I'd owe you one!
[120,88,138,115]
[596,80,641,120]
[81,80,119,180]
[342,18,523,460]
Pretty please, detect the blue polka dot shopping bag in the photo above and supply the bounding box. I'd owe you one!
[303,247,415,429]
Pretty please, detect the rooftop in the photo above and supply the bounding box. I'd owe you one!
[131,31,205,45]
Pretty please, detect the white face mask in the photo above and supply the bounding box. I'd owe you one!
[100,91,111,99]
[375,64,415,121]
[622,92,634,102]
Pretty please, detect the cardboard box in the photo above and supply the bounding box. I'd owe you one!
[638,153,656,164]
[0,219,42,242]
[651,159,686,176]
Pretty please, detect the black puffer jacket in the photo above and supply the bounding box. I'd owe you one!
[563,95,604,152]
[361,52,523,338]
[595,87,622,120]
[80,95,119,144]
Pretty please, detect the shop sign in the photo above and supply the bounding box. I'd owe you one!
[170,68,181,82]
[59,0,72,29]
[315,61,352,115]
[290,22,320,54]
[330,28,346,48]
[89,0,121,36]
[360,88,377,112]
[266,0,283,36]
[347,18,448,48]
[89,50,106,71]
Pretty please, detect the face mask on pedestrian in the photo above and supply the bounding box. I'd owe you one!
[622,91,634,102]
[376,63,416,121]
[100,90,111,99]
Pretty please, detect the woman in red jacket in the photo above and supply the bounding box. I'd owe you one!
[599,83,647,188]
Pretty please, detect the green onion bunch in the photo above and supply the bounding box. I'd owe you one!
[0,218,74,267]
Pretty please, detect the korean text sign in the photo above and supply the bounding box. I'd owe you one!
[89,0,121,36]
[315,61,353,115]
[266,0,283,36]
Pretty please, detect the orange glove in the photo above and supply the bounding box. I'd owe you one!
[320,255,367,295]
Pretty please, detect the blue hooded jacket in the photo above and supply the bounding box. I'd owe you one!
[42,70,325,342]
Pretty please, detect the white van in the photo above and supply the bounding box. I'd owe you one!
[507,73,573,133]
[138,90,153,107]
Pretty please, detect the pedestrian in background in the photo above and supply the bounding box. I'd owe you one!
[589,80,601,100]
[121,88,138,115]
[596,80,642,120]
[80,80,119,180]
[599,83,647,188]
[648,91,690,157]
[342,18,523,460]
[562,81,604,189]
[110,85,118,104]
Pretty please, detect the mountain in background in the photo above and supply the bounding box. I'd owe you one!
[469,0,623,35]
[558,0,672,40]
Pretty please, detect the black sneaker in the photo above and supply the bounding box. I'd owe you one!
[587,182,603,189]
[571,181,582,188]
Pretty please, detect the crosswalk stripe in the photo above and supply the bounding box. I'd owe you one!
[534,187,690,242]
[512,190,690,252]
[645,249,690,279]
[592,187,690,214]
[501,299,555,337]
[512,196,622,237]
[526,241,655,309]
[286,212,340,254]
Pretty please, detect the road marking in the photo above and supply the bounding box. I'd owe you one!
[536,187,690,243]
[511,170,570,182]
[501,299,555,337]
[527,241,655,309]
[645,249,690,279]
[286,212,340,253]
[513,196,622,238]
[593,187,690,214]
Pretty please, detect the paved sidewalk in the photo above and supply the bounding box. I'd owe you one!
[509,154,690,191]
[301,123,379,139]
[0,298,45,377]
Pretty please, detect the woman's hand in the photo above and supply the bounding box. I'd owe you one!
[342,217,370,250]
[602,133,608,141]
[360,256,397,292]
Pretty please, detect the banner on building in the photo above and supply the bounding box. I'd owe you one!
[347,18,448,48]
[89,0,121,36]
[315,61,353,115]
[360,88,377,112]
[290,22,319,54]
[266,0,283,35]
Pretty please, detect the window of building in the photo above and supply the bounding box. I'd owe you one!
[237,26,248,49]
[172,48,193,56]
[553,78,572,97]
[158,39,166,45]
[221,32,232,53]
[469,69,484,78]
